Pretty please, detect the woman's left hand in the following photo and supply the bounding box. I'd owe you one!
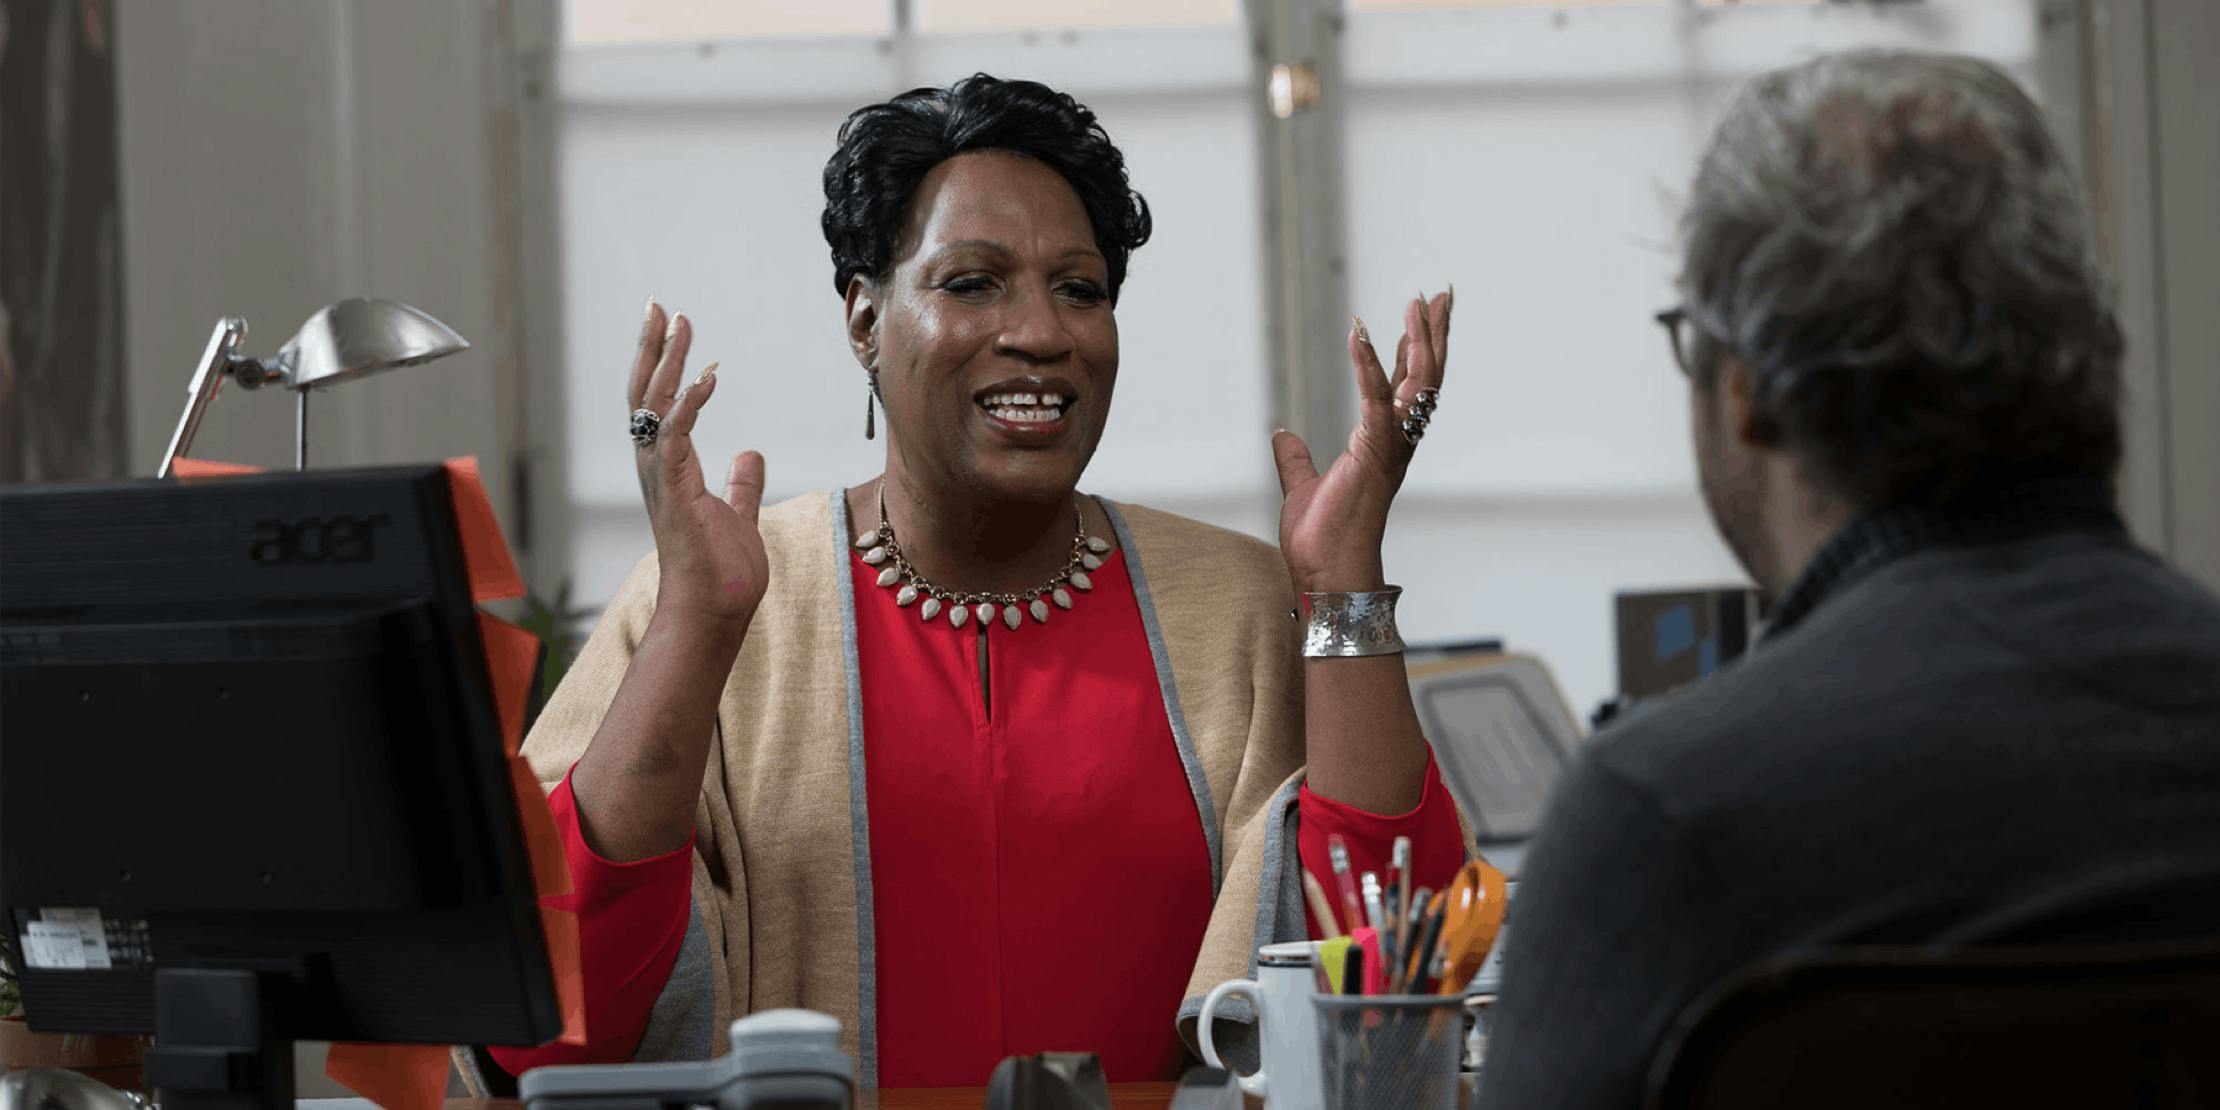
[1272,288,1453,593]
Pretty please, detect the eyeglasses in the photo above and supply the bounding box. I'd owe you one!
[1654,306,1694,378]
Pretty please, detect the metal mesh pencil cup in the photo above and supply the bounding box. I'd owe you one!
[1312,994,1465,1110]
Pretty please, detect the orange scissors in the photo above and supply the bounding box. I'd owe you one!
[1433,857,1509,994]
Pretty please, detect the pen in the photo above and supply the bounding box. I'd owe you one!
[1403,888,1438,994]
[1303,871,1345,939]
[1404,891,1445,993]
[1394,834,1411,967]
[1383,837,1404,917]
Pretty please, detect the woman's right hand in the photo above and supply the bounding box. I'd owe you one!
[629,300,770,635]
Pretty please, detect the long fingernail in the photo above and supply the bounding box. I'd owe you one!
[1446,281,1455,302]
[665,310,685,341]
[644,293,658,319]
[1352,316,1370,344]
[694,361,719,387]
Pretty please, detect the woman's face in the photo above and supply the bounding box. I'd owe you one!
[851,150,1119,506]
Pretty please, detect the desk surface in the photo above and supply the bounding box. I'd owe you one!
[442,1088,1180,1110]
[445,1077,1482,1109]
[857,1086,1177,1109]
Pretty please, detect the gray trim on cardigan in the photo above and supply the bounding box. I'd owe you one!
[1262,774,1309,951]
[1174,775,1309,1073]
[1102,499,1226,894]
[451,1045,493,1097]
[637,903,716,1061]
[829,491,881,1088]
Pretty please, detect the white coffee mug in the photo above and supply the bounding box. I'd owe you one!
[1197,941,1321,1110]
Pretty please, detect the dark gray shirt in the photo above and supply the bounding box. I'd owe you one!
[1478,477,2220,1109]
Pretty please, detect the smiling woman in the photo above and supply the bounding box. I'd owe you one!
[841,149,1129,517]
[489,74,1467,1088]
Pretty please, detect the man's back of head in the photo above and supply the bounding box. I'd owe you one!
[1482,50,2220,1110]
[1673,49,2124,593]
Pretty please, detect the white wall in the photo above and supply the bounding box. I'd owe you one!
[2145,0,2220,588]
[2082,0,2220,592]
[115,0,523,545]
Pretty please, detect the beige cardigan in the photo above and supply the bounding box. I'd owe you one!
[518,492,1315,1083]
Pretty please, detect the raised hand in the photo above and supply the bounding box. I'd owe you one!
[629,299,770,631]
[1271,288,1452,593]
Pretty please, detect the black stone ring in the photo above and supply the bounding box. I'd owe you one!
[630,408,662,448]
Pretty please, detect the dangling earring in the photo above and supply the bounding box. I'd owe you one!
[864,372,878,440]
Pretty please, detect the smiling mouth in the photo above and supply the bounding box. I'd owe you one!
[975,389,1072,426]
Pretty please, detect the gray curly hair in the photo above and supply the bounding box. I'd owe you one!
[1678,49,2123,509]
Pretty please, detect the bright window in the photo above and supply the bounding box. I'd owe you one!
[564,0,890,44]
[915,0,1239,33]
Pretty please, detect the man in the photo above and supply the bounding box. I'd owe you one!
[1478,50,2220,1108]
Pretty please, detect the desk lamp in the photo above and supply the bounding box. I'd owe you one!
[156,297,470,477]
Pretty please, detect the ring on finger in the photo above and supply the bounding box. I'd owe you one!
[629,407,662,448]
[1399,389,1439,445]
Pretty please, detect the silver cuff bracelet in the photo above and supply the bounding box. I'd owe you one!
[1300,587,1407,658]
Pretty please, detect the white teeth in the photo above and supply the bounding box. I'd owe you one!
[979,390,1067,409]
[991,406,1059,424]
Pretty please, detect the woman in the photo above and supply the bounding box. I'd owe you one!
[491,75,1463,1087]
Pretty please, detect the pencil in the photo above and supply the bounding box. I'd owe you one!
[1361,871,1394,978]
[1303,871,1345,938]
[1360,871,1387,939]
[1327,835,1365,940]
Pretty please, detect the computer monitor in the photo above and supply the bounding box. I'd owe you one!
[1,466,561,1110]
[1409,652,1582,853]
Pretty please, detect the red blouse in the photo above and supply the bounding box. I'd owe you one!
[493,548,1461,1085]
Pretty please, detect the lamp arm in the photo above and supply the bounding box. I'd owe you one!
[156,318,249,478]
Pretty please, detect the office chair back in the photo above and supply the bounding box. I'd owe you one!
[1646,938,2220,1110]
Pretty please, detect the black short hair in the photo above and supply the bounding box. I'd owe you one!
[821,74,1152,304]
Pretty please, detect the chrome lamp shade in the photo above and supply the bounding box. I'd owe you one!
[157,298,470,477]
[278,297,470,389]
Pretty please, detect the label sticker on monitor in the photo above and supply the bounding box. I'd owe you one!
[21,908,117,970]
